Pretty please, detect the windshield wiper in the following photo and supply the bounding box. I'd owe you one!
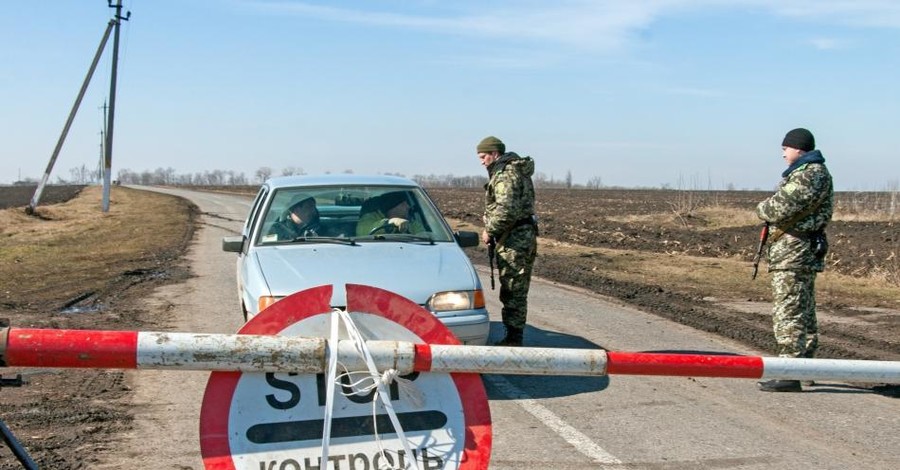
[289,236,358,246]
[361,233,435,245]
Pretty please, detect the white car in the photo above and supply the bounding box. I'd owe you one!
[222,174,490,345]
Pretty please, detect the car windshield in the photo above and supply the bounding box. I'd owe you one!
[255,185,456,245]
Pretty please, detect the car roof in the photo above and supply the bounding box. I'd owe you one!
[264,174,420,189]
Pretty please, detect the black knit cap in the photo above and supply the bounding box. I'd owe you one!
[782,128,815,152]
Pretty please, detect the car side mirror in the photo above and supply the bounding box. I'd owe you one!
[454,231,479,248]
[222,235,246,253]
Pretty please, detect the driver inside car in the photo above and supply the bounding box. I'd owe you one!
[269,195,322,240]
[356,191,425,236]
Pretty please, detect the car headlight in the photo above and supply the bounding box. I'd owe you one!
[428,290,485,312]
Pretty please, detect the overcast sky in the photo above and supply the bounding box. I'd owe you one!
[2,1,899,190]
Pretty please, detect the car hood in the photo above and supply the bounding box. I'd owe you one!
[252,242,478,306]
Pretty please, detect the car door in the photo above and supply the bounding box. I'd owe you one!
[237,185,270,316]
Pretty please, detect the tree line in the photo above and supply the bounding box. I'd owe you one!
[15,164,603,189]
[107,167,603,189]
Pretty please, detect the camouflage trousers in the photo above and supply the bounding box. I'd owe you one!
[770,269,819,358]
[496,229,537,329]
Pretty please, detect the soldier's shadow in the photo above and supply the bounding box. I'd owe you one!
[482,322,610,400]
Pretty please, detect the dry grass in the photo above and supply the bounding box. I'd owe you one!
[536,238,898,308]
[608,203,896,228]
[834,191,898,222]
[594,195,899,286]
[0,186,194,309]
[606,206,761,230]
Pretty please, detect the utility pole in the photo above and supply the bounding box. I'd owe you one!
[26,18,115,214]
[99,101,108,183]
[103,0,130,212]
[98,133,104,183]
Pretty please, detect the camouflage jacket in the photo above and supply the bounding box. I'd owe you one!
[756,150,833,271]
[484,152,536,241]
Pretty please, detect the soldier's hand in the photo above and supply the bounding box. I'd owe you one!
[387,217,409,232]
[481,230,490,245]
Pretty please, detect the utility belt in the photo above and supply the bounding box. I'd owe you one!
[509,214,537,231]
[773,228,828,259]
[497,215,539,244]
[512,214,538,232]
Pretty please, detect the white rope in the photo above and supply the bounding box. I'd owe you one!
[317,309,422,469]
[335,308,422,470]
[339,369,423,410]
[319,308,342,468]
[382,369,425,409]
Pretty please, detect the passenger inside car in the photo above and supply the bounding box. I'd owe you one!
[355,191,425,235]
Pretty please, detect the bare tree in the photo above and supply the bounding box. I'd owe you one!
[255,167,273,183]
[281,166,304,176]
[116,168,135,184]
[668,173,707,226]
[227,171,248,185]
[151,167,177,185]
[68,164,95,184]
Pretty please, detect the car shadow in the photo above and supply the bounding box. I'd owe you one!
[482,322,610,400]
[798,383,899,397]
[638,349,749,355]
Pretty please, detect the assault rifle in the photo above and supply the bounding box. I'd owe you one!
[487,236,497,290]
[751,222,770,280]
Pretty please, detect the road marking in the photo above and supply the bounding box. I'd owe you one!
[485,375,622,466]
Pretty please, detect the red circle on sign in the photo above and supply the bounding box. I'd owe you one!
[200,284,492,469]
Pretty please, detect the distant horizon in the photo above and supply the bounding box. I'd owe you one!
[9,153,900,192]
[8,167,900,194]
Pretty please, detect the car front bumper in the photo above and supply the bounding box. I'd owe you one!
[436,309,490,345]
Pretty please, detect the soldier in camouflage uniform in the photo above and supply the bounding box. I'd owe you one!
[756,128,833,392]
[477,136,538,346]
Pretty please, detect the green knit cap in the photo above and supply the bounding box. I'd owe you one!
[476,136,505,154]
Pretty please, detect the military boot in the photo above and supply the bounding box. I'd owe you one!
[496,326,524,347]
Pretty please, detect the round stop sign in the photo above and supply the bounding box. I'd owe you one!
[200,284,492,469]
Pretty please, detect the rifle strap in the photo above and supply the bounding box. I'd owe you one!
[767,197,826,244]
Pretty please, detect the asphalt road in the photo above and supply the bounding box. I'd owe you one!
[97,187,900,469]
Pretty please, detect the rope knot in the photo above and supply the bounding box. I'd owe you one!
[382,368,425,409]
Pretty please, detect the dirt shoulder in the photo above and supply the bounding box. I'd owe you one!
[0,186,197,469]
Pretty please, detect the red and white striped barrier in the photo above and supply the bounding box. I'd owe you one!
[1,327,898,384]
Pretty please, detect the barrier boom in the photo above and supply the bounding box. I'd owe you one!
[1,327,898,384]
